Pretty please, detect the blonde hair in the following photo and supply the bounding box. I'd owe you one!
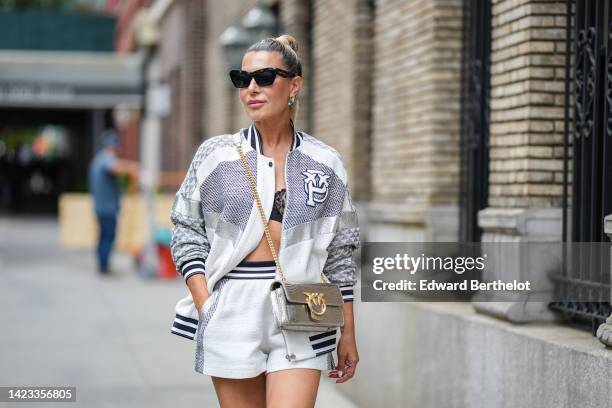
[247,34,302,123]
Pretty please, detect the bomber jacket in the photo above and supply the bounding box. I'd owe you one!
[169,122,360,365]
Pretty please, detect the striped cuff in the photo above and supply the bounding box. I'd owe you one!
[181,259,206,282]
[170,314,197,340]
[309,329,337,356]
[338,284,354,302]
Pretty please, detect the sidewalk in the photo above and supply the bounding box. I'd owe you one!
[0,217,358,408]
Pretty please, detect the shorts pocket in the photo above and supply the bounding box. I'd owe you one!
[194,278,230,374]
[199,290,218,317]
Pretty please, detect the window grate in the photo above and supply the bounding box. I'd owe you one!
[549,0,612,334]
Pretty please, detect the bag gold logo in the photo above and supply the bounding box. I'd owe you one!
[304,292,327,317]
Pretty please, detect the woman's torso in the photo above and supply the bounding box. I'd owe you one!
[243,149,286,261]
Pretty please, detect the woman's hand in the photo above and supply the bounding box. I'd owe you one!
[329,301,358,383]
[194,293,210,314]
[186,274,210,314]
[329,331,359,383]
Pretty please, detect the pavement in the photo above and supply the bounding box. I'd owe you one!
[0,216,359,408]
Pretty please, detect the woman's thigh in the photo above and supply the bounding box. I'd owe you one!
[265,368,321,408]
[211,373,266,408]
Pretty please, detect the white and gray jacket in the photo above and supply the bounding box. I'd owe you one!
[169,123,360,362]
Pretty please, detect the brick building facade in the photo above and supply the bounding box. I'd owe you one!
[135,0,612,406]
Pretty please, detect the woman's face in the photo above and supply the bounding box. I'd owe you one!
[239,50,302,122]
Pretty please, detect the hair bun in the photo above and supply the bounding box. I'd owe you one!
[275,34,299,54]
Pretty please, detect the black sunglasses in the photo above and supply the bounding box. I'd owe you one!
[229,67,297,88]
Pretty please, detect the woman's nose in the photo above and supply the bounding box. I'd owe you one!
[247,77,259,90]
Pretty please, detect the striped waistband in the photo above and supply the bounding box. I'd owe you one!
[225,259,277,279]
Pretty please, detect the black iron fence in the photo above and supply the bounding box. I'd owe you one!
[549,0,612,334]
[459,0,491,243]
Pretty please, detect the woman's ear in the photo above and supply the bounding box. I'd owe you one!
[291,76,303,97]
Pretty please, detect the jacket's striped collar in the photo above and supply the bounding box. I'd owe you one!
[242,121,303,155]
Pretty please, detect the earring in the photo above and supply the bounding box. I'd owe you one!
[288,95,296,107]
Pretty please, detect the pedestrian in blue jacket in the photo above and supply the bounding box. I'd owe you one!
[88,130,139,275]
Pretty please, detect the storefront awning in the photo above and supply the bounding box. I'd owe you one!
[0,51,143,109]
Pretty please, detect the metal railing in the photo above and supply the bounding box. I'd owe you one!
[549,0,612,334]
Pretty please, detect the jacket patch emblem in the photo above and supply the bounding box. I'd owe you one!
[302,170,330,207]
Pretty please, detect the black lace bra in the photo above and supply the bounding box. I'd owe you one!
[269,188,286,222]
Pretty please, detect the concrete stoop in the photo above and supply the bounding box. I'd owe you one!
[340,301,612,408]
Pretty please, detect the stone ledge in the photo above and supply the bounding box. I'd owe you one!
[478,207,562,237]
[360,297,610,360]
[367,201,427,225]
[346,299,612,408]
[412,302,605,357]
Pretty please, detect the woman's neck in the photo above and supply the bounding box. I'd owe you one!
[254,116,293,153]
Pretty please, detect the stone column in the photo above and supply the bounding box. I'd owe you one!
[471,0,568,322]
[596,215,612,346]
[472,208,561,322]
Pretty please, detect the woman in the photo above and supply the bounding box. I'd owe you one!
[169,34,360,408]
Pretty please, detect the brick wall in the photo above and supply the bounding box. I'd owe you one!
[158,0,205,172]
[279,0,312,132]
[488,0,568,208]
[112,0,150,54]
[311,0,373,200]
[203,0,259,138]
[370,0,463,220]
[159,1,186,173]
[184,0,206,155]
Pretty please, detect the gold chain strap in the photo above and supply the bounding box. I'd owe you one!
[235,141,325,284]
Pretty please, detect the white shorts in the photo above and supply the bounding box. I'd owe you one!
[194,260,335,379]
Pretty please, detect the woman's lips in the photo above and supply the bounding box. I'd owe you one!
[248,100,265,108]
